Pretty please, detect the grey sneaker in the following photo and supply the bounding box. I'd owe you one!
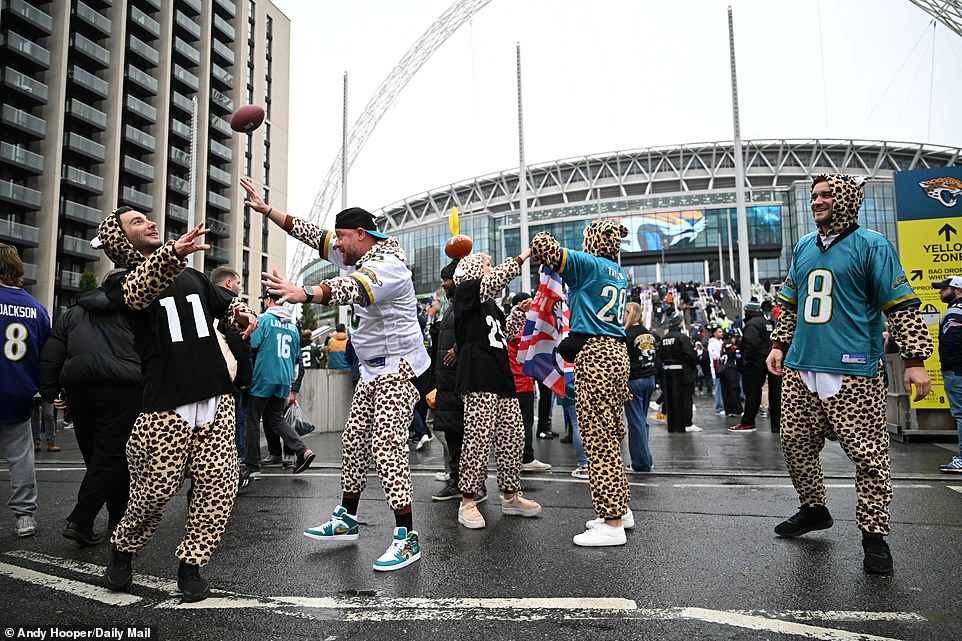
[15,515,36,538]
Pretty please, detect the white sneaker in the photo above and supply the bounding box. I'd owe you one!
[570,464,589,479]
[434,471,451,482]
[15,515,36,538]
[521,459,552,471]
[685,424,703,432]
[415,434,433,450]
[500,492,542,517]
[715,410,726,416]
[573,523,627,547]
[458,501,486,529]
[585,508,634,530]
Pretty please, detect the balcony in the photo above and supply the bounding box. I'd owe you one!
[169,146,191,167]
[60,270,85,292]
[171,90,194,115]
[211,38,235,65]
[123,155,154,181]
[72,33,110,67]
[212,14,235,40]
[207,244,230,264]
[168,202,189,224]
[4,30,51,67]
[181,0,201,15]
[0,180,42,209]
[2,67,48,103]
[209,139,232,162]
[70,65,109,98]
[75,1,111,36]
[62,165,104,193]
[0,219,40,246]
[208,164,231,186]
[128,34,159,67]
[172,64,199,92]
[68,99,107,129]
[206,217,230,237]
[123,124,155,152]
[62,199,102,226]
[174,37,200,66]
[214,0,235,18]
[170,117,192,140]
[129,6,160,39]
[139,0,161,11]
[65,132,106,162]
[0,142,44,173]
[2,105,46,139]
[126,64,158,94]
[125,94,156,122]
[208,191,231,211]
[210,114,232,137]
[168,174,190,195]
[7,0,54,34]
[174,10,201,40]
[121,185,153,210]
[211,63,233,88]
[210,88,233,113]
[62,234,100,260]
[22,262,37,285]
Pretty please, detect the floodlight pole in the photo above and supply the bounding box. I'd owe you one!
[728,6,752,301]
[516,42,531,294]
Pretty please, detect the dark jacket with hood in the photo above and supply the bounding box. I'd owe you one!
[39,287,142,402]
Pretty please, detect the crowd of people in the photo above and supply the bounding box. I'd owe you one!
[1,172,959,602]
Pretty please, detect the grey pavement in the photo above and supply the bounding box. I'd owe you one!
[0,393,959,641]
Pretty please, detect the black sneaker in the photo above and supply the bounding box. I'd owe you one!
[260,455,283,467]
[104,545,133,591]
[431,483,461,501]
[238,468,252,491]
[862,536,894,574]
[177,561,210,602]
[63,522,104,547]
[293,448,315,474]
[774,506,834,537]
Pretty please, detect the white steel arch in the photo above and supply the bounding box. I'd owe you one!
[906,0,962,37]
[290,0,492,280]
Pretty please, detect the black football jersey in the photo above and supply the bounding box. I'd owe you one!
[105,267,235,412]
[453,279,515,397]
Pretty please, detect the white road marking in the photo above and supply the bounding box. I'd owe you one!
[0,561,141,606]
[673,483,932,489]
[676,607,904,641]
[948,486,962,493]
[6,550,180,592]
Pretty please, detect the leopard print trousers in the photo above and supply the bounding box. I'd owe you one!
[780,367,892,534]
[112,395,238,566]
[340,361,420,511]
[575,336,632,521]
[458,392,524,495]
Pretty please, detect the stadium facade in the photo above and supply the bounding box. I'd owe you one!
[303,138,959,299]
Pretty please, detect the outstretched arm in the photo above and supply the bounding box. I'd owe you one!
[241,176,324,250]
[479,249,530,301]
[530,231,563,272]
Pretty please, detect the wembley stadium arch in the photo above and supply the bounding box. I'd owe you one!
[300,138,960,297]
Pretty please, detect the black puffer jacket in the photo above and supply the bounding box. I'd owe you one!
[39,287,142,402]
[432,299,464,434]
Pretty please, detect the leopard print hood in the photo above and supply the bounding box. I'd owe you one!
[356,236,406,268]
[452,252,487,287]
[582,220,628,260]
[92,213,145,267]
[812,173,865,236]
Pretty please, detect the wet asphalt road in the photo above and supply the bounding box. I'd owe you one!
[1,399,960,641]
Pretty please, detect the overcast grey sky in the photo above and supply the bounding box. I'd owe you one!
[269,0,961,232]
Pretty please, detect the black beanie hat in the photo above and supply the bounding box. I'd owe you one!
[512,292,532,305]
[440,258,460,281]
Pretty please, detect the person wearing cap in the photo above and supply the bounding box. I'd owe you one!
[659,312,702,434]
[935,275,962,473]
[767,174,933,574]
[241,177,429,572]
[92,207,259,602]
[729,299,780,433]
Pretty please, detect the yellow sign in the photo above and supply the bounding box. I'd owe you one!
[896,217,959,409]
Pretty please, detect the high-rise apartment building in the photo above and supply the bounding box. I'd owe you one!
[0,0,290,314]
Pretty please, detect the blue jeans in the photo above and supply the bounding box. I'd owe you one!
[713,374,725,413]
[625,377,655,470]
[564,404,588,466]
[943,369,962,457]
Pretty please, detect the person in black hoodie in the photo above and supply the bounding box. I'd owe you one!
[729,300,780,433]
[39,272,143,547]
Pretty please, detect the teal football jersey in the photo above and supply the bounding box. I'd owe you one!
[558,248,627,338]
[778,227,919,376]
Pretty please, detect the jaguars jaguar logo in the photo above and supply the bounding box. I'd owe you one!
[918,176,962,208]
[632,210,707,251]
[892,274,908,289]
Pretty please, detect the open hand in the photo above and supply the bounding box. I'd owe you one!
[173,222,210,257]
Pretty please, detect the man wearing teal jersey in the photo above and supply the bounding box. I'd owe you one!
[767,173,933,574]
[532,220,632,547]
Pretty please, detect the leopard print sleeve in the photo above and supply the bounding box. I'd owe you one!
[287,216,324,251]
[505,303,527,339]
[480,257,521,301]
[887,306,934,367]
[320,275,365,306]
[770,305,797,352]
[531,231,563,272]
[224,298,255,333]
[121,242,187,311]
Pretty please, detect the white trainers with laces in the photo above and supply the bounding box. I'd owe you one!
[500,492,542,517]
[520,459,552,471]
[573,523,627,547]
[685,424,703,432]
[15,515,36,538]
[458,501,486,529]
[585,508,634,530]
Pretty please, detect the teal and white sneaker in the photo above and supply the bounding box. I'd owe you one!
[304,506,359,541]
[372,527,421,572]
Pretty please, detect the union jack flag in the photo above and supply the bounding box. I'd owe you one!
[517,266,573,398]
